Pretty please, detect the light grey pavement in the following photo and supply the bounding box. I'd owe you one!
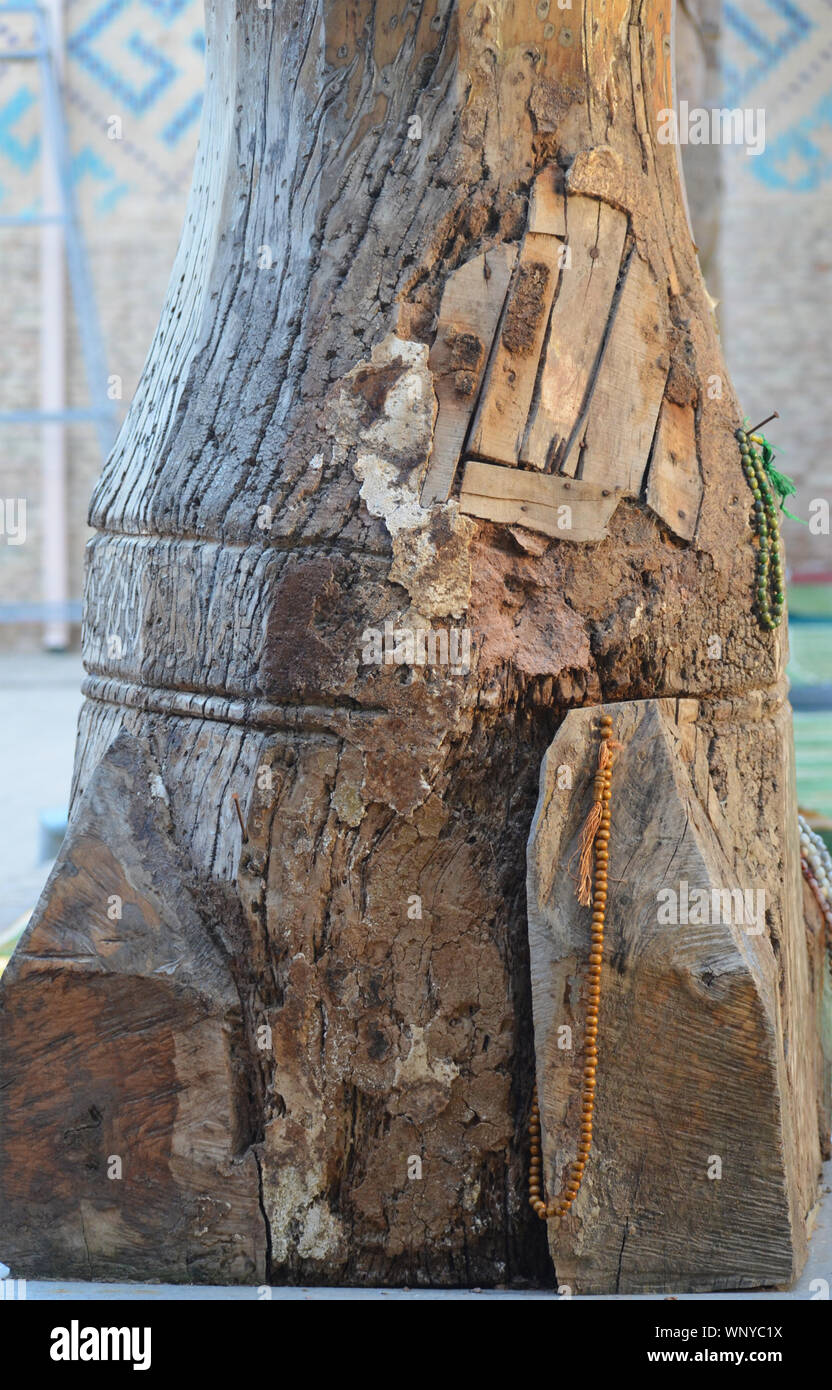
[0,651,82,938]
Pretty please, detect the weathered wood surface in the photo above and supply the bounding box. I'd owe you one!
[520,196,627,472]
[527,165,566,237]
[646,399,703,541]
[528,697,826,1294]
[459,460,622,541]
[469,230,565,466]
[0,733,265,1283]
[420,245,516,506]
[803,880,832,1161]
[560,252,669,487]
[0,0,817,1289]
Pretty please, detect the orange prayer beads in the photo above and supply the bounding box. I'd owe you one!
[529,713,616,1221]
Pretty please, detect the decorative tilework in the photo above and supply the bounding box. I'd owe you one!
[0,0,205,217]
[719,0,832,578]
[752,84,832,188]
[140,0,192,22]
[161,88,200,146]
[71,144,129,213]
[722,0,832,191]
[0,87,39,172]
[723,0,813,104]
[68,2,180,115]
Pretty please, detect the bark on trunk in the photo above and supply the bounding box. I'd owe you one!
[0,0,825,1289]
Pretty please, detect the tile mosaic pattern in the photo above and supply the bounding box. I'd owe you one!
[0,0,204,219]
[723,0,832,190]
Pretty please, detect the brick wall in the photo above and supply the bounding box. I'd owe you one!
[718,0,832,575]
[0,0,204,648]
[1,1,828,653]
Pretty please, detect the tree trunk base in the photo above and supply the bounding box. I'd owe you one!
[0,734,266,1285]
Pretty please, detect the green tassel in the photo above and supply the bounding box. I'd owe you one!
[757,436,805,523]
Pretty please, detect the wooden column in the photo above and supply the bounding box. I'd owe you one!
[0,0,823,1288]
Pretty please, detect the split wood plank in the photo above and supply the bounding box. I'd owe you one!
[468,231,565,466]
[520,196,628,470]
[419,245,517,506]
[527,697,819,1294]
[560,251,670,492]
[458,458,621,541]
[646,399,703,540]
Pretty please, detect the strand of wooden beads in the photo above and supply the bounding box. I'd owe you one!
[736,426,784,631]
[529,713,616,1221]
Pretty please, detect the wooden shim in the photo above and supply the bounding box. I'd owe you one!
[420,244,517,506]
[0,731,266,1284]
[520,196,628,470]
[527,698,820,1294]
[458,458,621,541]
[527,165,566,236]
[645,399,703,540]
[561,252,670,491]
[468,231,564,466]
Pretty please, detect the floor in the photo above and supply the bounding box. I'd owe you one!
[0,652,82,944]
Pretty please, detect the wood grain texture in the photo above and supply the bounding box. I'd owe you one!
[469,232,565,466]
[459,459,622,540]
[520,196,628,471]
[420,245,517,506]
[528,697,823,1293]
[646,400,703,540]
[527,165,566,237]
[0,732,266,1283]
[802,880,832,1160]
[0,0,813,1290]
[561,252,670,488]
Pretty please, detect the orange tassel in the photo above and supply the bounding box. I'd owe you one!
[574,733,620,906]
[575,801,602,906]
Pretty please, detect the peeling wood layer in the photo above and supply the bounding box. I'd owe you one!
[560,251,670,489]
[420,246,517,506]
[521,196,629,472]
[469,232,565,467]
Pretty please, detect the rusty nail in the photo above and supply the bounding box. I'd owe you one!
[232,792,248,843]
[747,411,779,436]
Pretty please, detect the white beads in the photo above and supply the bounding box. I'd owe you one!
[799,813,832,977]
[799,814,832,908]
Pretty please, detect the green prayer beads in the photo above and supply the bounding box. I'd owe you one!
[736,426,783,631]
